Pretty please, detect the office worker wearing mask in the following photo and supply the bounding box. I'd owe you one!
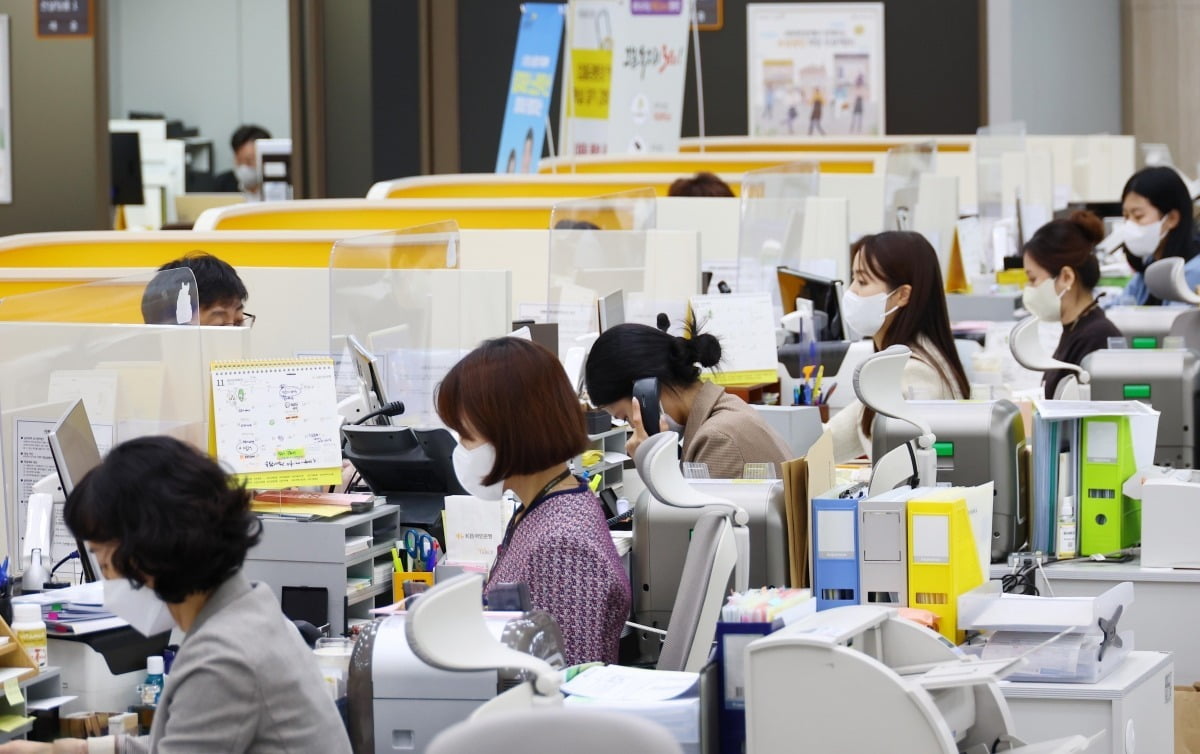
[0,437,352,754]
[436,337,629,666]
[585,323,792,480]
[1113,166,1200,306]
[1023,211,1122,399]
[827,231,970,464]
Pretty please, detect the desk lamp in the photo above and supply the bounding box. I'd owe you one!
[854,346,937,496]
[1009,316,1091,400]
[633,431,750,592]
[405,574,561,721]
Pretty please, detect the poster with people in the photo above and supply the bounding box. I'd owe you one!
[562,0,690,157]
[746,3,885,137]
[495,4,565,174]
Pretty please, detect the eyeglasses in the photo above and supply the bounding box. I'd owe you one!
[237,313,257,329]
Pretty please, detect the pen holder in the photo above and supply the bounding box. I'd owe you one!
[392,571,435,603]
[817,404,829,422]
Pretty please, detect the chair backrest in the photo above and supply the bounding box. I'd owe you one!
[657,510,735,673]
[427,708,683,754]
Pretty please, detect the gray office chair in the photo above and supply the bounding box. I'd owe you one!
[1145,257,1200,351]
[656,509,736,672]
[427,708,683,754]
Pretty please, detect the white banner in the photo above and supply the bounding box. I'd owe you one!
[746,3,885,138]
[563,0,690,156]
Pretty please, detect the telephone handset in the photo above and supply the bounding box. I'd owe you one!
[632,377,661,436]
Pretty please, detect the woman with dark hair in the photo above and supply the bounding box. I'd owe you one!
[1023,211,1123,399]
[5,436,352,754]
[828,231,970,463]
[436,337,629,665]
[584,323,792,479]
[1114,166,1200,305]
[668,172,735,198]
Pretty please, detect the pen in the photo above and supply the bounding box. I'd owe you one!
[425,542,439,573]
[813,365,825,403]
[793,385,800,406]
[391,547,404,574]
[820,383,838,405]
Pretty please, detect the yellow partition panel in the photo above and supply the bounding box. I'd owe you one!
[194,198,557,231]
[537,152,881,175]
[367,173,745,199]
[677,135,976,153]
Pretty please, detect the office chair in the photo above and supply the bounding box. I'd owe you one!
[427,708,683,754]
[1009,316,1091,399]
[634,432,746,673]
[854,346,937,495]
[1145,256,1200,351]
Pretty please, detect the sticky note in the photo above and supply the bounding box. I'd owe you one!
[4,678,23,706]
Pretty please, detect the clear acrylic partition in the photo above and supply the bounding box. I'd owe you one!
[0,269,199,325]
[545,190,662,355]
[976,122,1027,272]
[329,224,510,427]
[736,161,820,311]
[0,320,208,578]
[883,141,936,232]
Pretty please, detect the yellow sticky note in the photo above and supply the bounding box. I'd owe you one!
[570,48,612,119]
[0,714,32,732]
[4,678,22,706]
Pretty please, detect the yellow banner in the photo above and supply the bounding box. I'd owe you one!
[571,48,612,119]
[701,370,780,386]
[238,467,342,490]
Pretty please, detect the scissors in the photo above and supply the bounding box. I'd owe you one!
[403,529,438,572]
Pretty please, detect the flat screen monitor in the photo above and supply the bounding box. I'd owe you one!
[47,400,104,582]
[110,132,144,206]
[346,334,387,423]
[777,266,845,341]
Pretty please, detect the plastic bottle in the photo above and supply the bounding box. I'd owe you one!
[12,602,47,669]
[140,656,165,706]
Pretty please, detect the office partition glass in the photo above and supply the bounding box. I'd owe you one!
[975,122,1028,271]
[0,269,199,325]
[736,161,820,307]
[549,188,657,231]
[0,321,208,577]
[329,224,510,427]
[883,141,936,232]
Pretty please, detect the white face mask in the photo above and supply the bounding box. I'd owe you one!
[452,442,505,501]
[234,164,260,191]
[1022,276,1069,323]
[1123,217,1166,260]
[841,289,898,338]
[103,579,175,638]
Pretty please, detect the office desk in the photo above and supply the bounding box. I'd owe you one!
[990,558,1200,681]
[1000,651,1174,754]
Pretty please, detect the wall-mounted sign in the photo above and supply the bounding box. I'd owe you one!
[36,0,93,39]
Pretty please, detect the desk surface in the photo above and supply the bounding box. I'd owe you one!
[989,556,1200,584]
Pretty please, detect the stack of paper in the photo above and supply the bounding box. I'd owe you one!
[561,666,700,753]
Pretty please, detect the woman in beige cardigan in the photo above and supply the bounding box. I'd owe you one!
[828,231,971,463]
[585,323,792,480]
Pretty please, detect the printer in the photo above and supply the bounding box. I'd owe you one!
[1083,347,1200,468]
[50,629,170,713]
[632,479,788,662]
[347,609,565,754]
[744,605,1092,753]
[871,399,1029,562]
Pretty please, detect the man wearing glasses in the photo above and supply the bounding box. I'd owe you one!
[142,252,255,327]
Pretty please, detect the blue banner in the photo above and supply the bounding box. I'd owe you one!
[495,3,565,174]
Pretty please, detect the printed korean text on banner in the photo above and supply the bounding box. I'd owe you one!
[496,3,565,174]
[746,3,885,138]
[563,0,690,156]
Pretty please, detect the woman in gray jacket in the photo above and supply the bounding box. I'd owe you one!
[1,437,351,754]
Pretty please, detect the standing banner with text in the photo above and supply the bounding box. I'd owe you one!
[746,3,885,138]
[562,0,690,157]
[496,3,565,174]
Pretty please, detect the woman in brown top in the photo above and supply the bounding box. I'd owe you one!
[585,323,792,479]
[1022,210,1123,399]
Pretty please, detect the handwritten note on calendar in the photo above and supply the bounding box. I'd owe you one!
[210,359,342,488]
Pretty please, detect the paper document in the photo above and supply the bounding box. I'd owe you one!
[443,495,511,565]
[560,665,699,702]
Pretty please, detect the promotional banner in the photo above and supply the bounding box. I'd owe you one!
[563,0,690,156]
[746,3,885,137]
[496,3,565,174]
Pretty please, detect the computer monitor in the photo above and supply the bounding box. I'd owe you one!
[109,132,144,206]
[47,399,104,582]
[777,266,845,341]
[346,334,387,423]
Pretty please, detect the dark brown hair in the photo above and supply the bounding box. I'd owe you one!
[1023,210,1104,290]
[668,172,735,198]
[436,337,587,485]
[853,232,971,436]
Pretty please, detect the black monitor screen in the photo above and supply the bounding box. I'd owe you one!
[777,266,845,341]
[110,132,144,206]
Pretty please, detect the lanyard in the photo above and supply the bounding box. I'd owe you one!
[498,468,575,554]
